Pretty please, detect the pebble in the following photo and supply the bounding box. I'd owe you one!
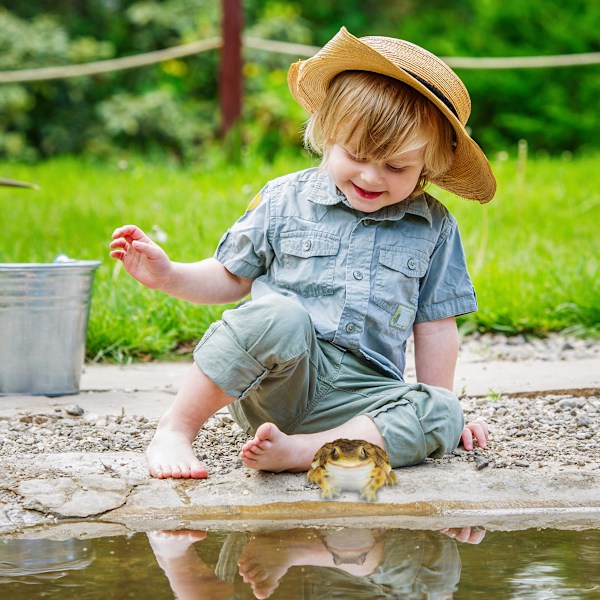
[475,456,489,470]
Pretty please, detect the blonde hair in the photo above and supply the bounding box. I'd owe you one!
[304,71,456,195]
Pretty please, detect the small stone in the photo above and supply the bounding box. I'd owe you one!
[475,456,489,470]
[576,415,591,427]
[64,404,84,417]
[557,398,577,410]
[514,460,530,467]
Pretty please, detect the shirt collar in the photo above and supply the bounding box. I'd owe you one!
[308,170,433,225]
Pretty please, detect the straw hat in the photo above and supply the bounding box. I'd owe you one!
[288,27,496,203]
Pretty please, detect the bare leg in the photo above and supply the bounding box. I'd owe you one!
[147,364,234,479]
[240,415,385,473]
[148,530,233,600]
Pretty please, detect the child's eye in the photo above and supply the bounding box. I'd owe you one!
[345,150,366,163]
[387,164,405,173]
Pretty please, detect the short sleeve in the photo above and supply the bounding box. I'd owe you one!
[415,215,477,322]
[214,186,274,279]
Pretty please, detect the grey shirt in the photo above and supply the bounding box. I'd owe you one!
[215,168,477,380]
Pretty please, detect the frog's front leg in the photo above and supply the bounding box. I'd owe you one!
[308,466,338,499]
[385,469,398,487]
[360,466,388,502]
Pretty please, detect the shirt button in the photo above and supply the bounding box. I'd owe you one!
[352,270,363,280]
[303,240,312,251]
[345,322,356,333]
[407,258,417,270]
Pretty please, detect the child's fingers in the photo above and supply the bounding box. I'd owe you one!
[109,249,125,260]
[473,418,489,437]
[461,427,474,451]
[468,420,488,448]
[131,239,164,260]
[109,238,127,250]
[112,224,146,241]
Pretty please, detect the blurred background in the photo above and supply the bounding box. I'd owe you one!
[1,1,599,360]
[1,0,599,164]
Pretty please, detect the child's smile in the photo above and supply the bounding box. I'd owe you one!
[352,183,383,200]
[327,141,425,212]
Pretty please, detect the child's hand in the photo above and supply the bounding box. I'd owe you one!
[440,526,486,545]
[460,419,488,451]
[110,224,172,289]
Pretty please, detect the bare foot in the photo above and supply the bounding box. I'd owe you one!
[147,430,208,479]
[238,533,293,599]
[240,423,315,473]
[147,530,208,558]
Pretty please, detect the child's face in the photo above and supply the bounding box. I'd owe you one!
[327,140,425,213]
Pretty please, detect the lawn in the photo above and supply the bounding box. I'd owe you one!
[2,151,599,361]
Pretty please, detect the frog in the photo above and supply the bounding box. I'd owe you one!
[307,439,397,502]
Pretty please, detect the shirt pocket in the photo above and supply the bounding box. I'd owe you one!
[276,230,340,297]
[373,246,429,315]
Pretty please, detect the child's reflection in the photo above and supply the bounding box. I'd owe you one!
[238,528,386,598]
[147,526,485,599]
[147,530,233,600]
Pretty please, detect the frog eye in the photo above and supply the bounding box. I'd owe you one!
[359,447,368,460]
[330,447,340,460]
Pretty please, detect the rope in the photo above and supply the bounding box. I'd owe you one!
[0,37,221,83]
[443,52,600,69]
[1,35,599,83]
[245,37,600,68]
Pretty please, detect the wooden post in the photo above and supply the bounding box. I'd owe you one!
[219,0,243,138]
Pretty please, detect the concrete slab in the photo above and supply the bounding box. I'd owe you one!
[2,453,599,537]
[1,345,599,538]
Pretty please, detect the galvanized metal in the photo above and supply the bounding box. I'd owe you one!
[0,261,101,396]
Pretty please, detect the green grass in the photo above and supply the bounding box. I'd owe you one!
[438,153,600,338]
[2,151,599,362]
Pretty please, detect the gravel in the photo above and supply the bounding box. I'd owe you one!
[459,331,600,362]
[0,411,247,476]
[442,392,600,472]
[0,334,598,476]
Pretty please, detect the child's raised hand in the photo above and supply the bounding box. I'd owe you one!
[110,224,172,289]
[460,419,489,451]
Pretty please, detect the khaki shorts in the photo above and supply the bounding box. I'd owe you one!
[193,295,464,468]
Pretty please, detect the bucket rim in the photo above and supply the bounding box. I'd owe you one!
[0,260,101,271]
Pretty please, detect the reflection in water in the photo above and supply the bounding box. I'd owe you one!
[149,527,472,599]
[0,527,599,599]
[0,538,94,583]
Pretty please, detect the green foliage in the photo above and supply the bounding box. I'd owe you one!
[1,1,599,162]
[2,153,599,362]
[332,0,600,155]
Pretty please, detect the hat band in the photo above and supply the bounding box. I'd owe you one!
[404,70,459,120]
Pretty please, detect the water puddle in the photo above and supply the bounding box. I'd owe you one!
[1,526,599,598]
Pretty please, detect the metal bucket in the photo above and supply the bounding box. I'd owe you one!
[0,260,101,396]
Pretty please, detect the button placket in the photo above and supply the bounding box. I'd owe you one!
[333,220,375,347]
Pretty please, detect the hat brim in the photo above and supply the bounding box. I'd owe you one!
[288,27,496,203]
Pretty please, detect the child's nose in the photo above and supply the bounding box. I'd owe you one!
[359,163,383,186]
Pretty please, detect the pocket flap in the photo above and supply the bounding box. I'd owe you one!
[379,247,428,277]
[280,231,340,258]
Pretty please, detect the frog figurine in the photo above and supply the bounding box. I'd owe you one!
[307,439,397,502]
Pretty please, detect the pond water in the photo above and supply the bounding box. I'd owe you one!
[1,527,599,599]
